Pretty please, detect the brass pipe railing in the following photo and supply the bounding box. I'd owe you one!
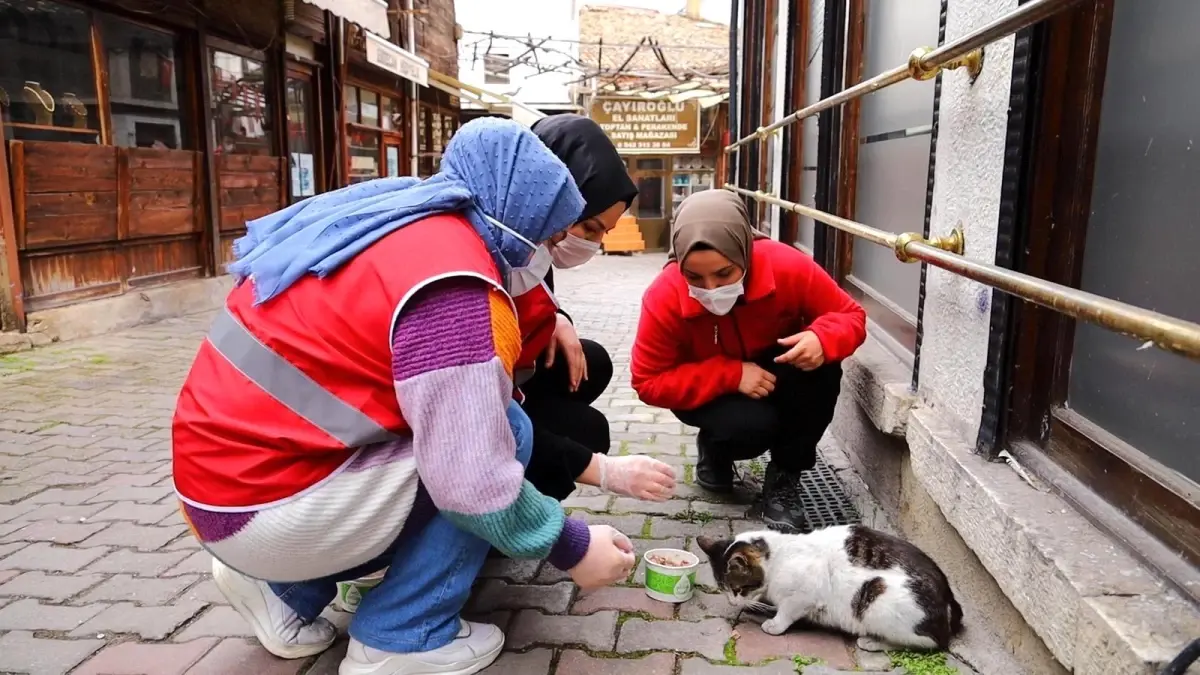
[724,185,1200,361]
[725,0,1087,153]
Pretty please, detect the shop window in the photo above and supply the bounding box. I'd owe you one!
[1009,0,1200,579]
[382,95,400,131]
[344,84,359,123]
[1063,1,1200,484]
[360,89,379,127]
[0,0,100,143]
[672,155,715,212]
[348,127,380,184]
[344,83,404,183]
[843,0,941,356]
[98,15,188,149]
[417,104,433,177]
[286,73,317,200]
[210,49,273,155]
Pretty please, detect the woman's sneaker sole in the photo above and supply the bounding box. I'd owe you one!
[212,560,335,659]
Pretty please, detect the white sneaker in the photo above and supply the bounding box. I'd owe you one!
[338,620,504,675]
[211,558,338,658]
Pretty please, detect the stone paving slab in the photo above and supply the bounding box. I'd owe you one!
[0,255,972,674]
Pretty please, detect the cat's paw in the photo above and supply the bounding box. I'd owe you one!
[855,636,891,652]
[761,618,788,636]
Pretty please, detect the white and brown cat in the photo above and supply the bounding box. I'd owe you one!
[697,525,963,651]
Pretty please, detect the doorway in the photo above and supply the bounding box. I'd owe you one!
[286,65,322,202]
[628,156,672,251]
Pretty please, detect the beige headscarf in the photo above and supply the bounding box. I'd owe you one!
[668,189,768,269]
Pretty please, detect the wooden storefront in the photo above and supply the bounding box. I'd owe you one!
[0,0,450,331]
[590,97,727,251]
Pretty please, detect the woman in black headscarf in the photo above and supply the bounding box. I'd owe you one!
[508,113,675,505]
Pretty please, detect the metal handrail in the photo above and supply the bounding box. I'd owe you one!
[724,186,1200,362]
[725,0,1087,152]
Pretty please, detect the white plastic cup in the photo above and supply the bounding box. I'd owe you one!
[334,570,386,613]
[642,548,700,603]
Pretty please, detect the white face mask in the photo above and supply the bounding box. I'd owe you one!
[688,280,744,316]
[550,233,602,269]
[482,213,550,296]
[510,245,553,296]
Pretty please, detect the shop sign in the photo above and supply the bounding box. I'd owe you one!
[365,31,429,87]
[590,98,701,155]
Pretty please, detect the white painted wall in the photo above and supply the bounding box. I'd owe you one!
[454,0,580,109]
[919,0,1018,442]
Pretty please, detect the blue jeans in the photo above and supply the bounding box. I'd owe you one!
[269,400,534,653]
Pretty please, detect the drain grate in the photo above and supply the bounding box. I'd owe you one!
[733,454,862,532]
[796,455,861,529]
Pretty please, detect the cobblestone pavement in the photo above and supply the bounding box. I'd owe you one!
[0,254,934,674]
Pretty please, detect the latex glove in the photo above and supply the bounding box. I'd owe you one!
[570,525,636,590]
[546,314,587,392]
[599,454,677,501]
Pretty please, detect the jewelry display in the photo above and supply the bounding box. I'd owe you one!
[61,92,87,128]
[22,80,54,126]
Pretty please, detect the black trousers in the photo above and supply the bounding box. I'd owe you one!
[672,349,842,473]
[521,338,614,500]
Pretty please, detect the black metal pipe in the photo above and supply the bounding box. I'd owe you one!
[812,0,846,270]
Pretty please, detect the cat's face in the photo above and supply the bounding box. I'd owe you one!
[697,535,770,607]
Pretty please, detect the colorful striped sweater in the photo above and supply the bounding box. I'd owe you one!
[394,277,589,568]
[180,276,589,580]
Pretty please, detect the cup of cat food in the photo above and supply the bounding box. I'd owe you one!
[334,570,386,613]
[643,548,700,603]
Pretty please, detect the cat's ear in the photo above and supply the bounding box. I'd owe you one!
[696,536,731,560]
[748,537,771,558]
[727,552,750,573]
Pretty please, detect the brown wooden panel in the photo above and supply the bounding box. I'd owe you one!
[220,171,281,190]
[129,149,200,191]
[21,142,117,193]
[22,192,119,249]
[220,186,281,209]
[125,236,204,288]
[127,147,195,171]
[219,233,242,269]
[129,190,198,238]
[19,247,122,312]
[219,153,281,174]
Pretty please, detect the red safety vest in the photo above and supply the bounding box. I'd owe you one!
[172,214,505,510]
[513,281,560,373]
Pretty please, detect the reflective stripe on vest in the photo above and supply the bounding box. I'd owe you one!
[207,308,401,448]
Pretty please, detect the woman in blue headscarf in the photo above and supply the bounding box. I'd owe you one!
[171,118,636,674]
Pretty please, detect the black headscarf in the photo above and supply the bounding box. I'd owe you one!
[532,113,639,222]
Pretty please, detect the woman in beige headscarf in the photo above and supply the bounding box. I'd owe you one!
[630,189,867,532]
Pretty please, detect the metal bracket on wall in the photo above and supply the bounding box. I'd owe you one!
[908,45,985,82]
[895,227,965,263]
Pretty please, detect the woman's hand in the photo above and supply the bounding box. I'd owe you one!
[570,525,636,590]
[599,454,677,501]
[775,331,825,370]
[738,362,777,399]
[546,314,587,392]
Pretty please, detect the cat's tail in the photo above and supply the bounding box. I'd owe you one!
[949,595,965,636]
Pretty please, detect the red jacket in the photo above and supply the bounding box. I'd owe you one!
[172,214,504,509]
[631,239,866,410]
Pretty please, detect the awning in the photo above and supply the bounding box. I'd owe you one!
[303,0,390,39]
[365,31,428,86]
[426,71,547,128]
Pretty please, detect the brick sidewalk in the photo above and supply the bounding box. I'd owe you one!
[0,254,918,675]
